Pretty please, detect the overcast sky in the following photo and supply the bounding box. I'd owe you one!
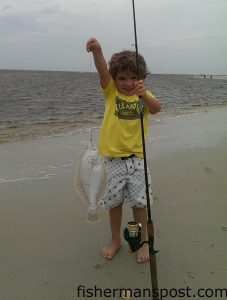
[0,0,226,74]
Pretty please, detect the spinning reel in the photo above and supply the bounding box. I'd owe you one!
[124,221,158,255]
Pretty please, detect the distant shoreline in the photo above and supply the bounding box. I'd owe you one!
[0,68,227,77]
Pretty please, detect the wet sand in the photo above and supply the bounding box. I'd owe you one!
[0,108,227,299]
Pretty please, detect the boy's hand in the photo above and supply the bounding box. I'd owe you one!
[85,37,110,89]
[86,37,101,53]
[135,80,147,98]
[135,80,161,114]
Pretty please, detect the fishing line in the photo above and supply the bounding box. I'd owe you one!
[88,52,100,146]
[88,53,96,147]
[89,52,93,87]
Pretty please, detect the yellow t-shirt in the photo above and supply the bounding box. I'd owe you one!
[98,78,153,158]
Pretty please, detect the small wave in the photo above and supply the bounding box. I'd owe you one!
[0,118,102,144]
[0,173,56,184]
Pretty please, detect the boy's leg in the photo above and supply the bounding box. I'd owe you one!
[132,207,149,263]
[101,203,123,260]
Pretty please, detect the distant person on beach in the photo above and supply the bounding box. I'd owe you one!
[86,37,161,263]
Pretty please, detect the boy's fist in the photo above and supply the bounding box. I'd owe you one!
[86,37,101,53]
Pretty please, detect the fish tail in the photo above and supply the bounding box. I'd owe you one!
[86,208,100,224]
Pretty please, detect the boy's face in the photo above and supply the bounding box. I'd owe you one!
[115,71,138,96]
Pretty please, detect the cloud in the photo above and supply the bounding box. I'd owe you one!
[0,4,12,11]
[0,1,70,35]
[0,0,226,73]
[0,14,42,34]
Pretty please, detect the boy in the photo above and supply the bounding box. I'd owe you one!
[86,37,161,263]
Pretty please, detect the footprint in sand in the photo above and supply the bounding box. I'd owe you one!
[204,167,214,174]
[221,226,227,232]
[187,271,195,279]
[93,263,104,269]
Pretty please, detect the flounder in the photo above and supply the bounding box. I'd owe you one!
[75,142,107,223]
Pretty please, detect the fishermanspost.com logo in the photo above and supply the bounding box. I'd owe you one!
[74,284,227,299]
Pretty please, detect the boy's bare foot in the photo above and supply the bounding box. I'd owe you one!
[137,243,149,263]
[101,240,121,260]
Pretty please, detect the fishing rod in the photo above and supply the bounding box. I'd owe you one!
[124,1,159,299]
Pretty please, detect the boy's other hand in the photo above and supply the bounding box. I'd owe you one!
[135,80,146,98]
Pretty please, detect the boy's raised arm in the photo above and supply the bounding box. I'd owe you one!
[86,37,111,89]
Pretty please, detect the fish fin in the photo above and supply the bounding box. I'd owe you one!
[96,157,108,201]
[74,160,89,203]
[86,208,100,224]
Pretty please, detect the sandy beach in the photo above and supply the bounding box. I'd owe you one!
[0,108,227,300]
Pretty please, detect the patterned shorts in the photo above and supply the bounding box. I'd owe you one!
[99,156,153,209]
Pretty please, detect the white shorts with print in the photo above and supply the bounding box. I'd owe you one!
[99,156,153,209]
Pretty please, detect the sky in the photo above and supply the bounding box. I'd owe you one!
[0,0,227,74]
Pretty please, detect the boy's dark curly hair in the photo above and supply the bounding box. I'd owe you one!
[108,50,148,80]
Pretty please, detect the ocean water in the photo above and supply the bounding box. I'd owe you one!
[0,70,227,143]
